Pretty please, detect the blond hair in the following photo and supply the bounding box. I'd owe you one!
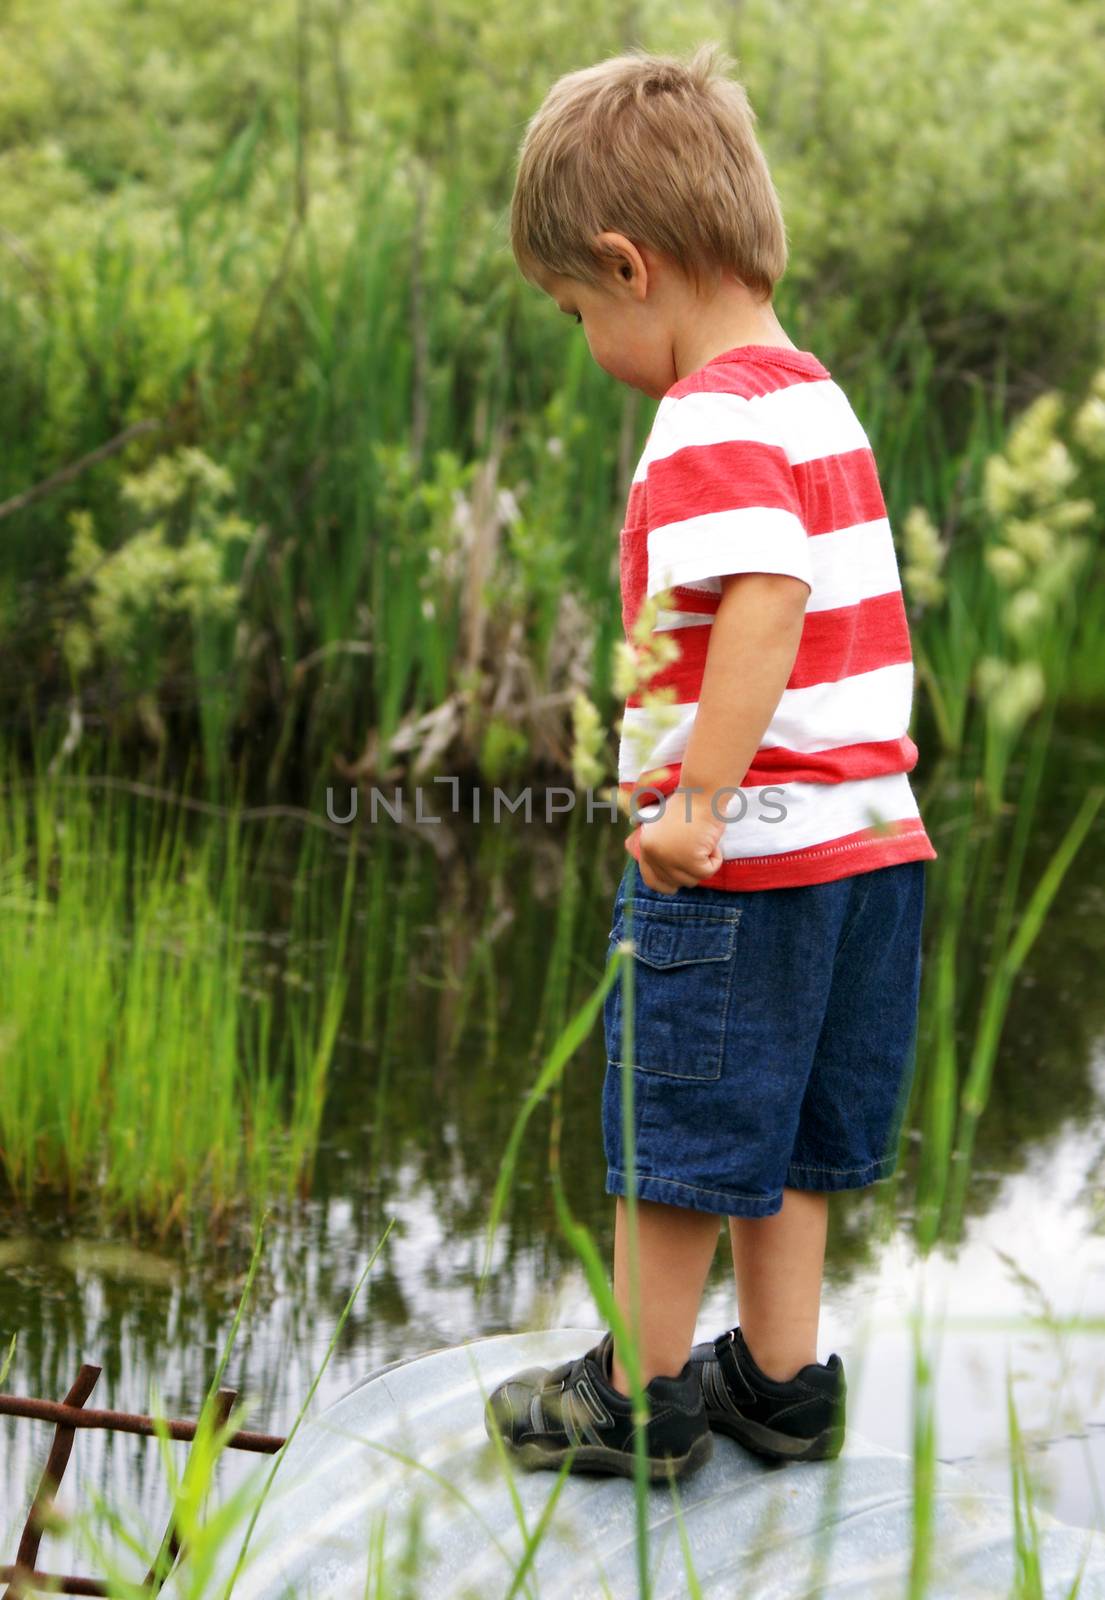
[510,42,787,303]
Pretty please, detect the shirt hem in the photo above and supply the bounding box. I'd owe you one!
[626,819,938,890]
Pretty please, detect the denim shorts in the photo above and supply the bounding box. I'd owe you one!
[602,856,926,1218]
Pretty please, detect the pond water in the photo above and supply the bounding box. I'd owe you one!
[2,719,1104,1583]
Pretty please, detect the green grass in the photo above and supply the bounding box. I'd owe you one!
[0,733,358,1242]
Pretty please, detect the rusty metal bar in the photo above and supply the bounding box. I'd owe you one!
[0,1570,107,1596]
[3,1364,101,1600]
[1,1371,287,1597]
[0,1392,285,1453]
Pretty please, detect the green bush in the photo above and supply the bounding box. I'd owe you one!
[0,0,1101,786]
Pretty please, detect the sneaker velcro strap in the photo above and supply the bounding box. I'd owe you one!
[715,1332,757,1405]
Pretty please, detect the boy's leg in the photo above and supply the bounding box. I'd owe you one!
[610,1195,722,1396]
[727,1186,828,1380]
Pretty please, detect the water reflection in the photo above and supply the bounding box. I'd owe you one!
[2,730,1104,1572]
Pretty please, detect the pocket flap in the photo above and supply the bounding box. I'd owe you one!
[627,910,739,969]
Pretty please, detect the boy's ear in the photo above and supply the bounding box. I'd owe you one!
[593,231,649,297]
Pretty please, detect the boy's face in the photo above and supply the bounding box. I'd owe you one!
[534,234,683,402]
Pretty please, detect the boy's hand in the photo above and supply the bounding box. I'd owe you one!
[630,790,725,893]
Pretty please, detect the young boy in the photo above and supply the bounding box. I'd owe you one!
[485,41,936,1481]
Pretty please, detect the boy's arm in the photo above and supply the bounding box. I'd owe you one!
[635,570,808,890]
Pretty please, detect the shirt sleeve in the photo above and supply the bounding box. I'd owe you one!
[644,389,813,598]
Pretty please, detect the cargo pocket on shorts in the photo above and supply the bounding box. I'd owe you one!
[604,906,742,1081]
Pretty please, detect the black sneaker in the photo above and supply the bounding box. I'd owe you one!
[688,1326,846,1462]
[484,1330,714,1483]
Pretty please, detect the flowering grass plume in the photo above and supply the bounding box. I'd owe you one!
[608,587,686,818]
[901,505,949,610]
[974,370,1101,734]
[62,446,252,682]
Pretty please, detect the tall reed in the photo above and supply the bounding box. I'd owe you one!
[904,367,1105,1246]
[0,734,356,1240]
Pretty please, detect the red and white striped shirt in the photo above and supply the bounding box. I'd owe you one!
[618,343,937,890]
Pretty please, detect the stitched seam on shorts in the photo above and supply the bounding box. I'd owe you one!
[831,875,875,966]
[623,904,743,924]
[608,1168,781,1206]
[788,1156,895,1176]
[717,930,737,1078]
